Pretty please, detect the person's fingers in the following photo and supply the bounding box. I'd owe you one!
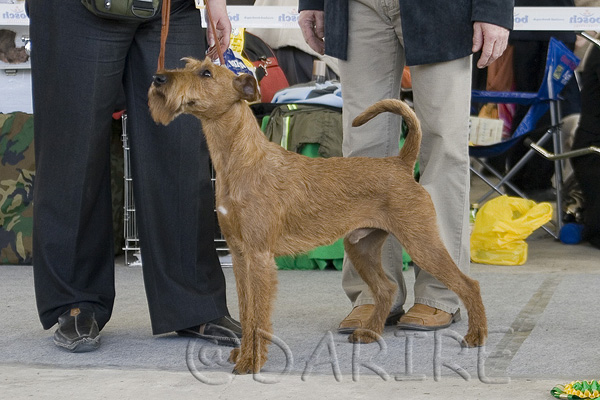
[472,22,483,53]
[473,22,509,68]
[299,10,325,55]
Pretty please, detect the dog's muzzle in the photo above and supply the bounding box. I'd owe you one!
[153,74,168,86]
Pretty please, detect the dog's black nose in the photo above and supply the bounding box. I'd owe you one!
[153,74,168,86]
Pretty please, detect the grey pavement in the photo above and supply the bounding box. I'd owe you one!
[1,183,599,399]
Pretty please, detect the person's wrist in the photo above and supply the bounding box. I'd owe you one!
[205,0,227,7]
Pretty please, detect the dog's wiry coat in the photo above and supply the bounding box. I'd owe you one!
[148,57,487,374]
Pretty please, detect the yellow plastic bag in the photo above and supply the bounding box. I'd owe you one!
[470,196,553,265]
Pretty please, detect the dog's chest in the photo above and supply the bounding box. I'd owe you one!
[216,205,229,216]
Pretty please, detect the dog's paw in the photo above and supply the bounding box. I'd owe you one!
[232,366,251,375]
[463,327,487,348]
[348,328,381,344]
[232,357,261,375]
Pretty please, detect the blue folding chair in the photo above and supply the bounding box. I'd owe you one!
[469,37,580,238]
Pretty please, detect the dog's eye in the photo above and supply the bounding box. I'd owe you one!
[200,69,212,78]
[187,100,196,106]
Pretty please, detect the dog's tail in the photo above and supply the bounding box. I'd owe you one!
[352,99,421,169]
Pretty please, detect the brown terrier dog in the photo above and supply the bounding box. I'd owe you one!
[148,57,487,374]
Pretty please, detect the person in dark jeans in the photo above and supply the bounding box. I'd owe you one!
[571,36,600,249]
[27,0,241,352]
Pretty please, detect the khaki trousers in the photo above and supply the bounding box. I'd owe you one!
[340,0,472,314]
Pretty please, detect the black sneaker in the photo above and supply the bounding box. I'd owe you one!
[53,307,101,352]
[176,316,242,347]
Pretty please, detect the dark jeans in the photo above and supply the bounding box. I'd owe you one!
[28,0,229,334]
[571,44,600,248]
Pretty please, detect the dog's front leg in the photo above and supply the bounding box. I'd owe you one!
[230,249,278,374]
[228,243,247,366]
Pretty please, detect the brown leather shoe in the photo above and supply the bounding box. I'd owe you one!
[338,305,404,334]
[397,304,461,331]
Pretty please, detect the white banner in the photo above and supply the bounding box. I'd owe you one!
[203,6,600,31]
[2,4,600,30]
[0,3,28,26]
[514,7,600,31]
[195,5,300,29]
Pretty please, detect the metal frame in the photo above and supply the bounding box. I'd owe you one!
[469,38,581,239]
[121,113,230,266]
[470,119,563,239]
[121,113,140,265]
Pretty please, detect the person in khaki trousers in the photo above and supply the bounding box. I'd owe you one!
[299,0,513,332]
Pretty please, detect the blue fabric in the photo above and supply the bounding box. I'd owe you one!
[470,38,580,158]
[471,91,538,105]
[271,82,343,108]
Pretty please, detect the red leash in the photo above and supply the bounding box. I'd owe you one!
[205,2,225,65]
[157,0,171,72]
[157,0,224,72]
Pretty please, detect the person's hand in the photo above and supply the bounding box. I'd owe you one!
[205,0,231,60]
[472,22,509,69]
[299,10,325,55]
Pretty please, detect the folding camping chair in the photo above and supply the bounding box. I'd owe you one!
[469,37,580,238]
[527,32,600,163]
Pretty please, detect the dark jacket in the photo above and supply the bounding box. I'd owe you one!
[298,0,514,66]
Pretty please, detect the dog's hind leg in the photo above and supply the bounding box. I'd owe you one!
[390,204,488,347]
[344,228,397,344]
[404,242,487,347]
[230,249,278,374]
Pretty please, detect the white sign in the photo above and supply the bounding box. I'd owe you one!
[198,5,300,29]
[210,6,600,31]
[514,7,600,31]
[0,4,28,25]
[3,4,600,30]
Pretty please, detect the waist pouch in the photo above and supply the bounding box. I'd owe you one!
[81,0,161,20]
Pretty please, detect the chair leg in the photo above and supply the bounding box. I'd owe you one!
[551,123,565,236]
[470,129,559,239]
[472,131,553,205]
[470,161,506,203]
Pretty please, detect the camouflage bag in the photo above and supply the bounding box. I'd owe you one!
[0,112,34,265]
[0,112,126,265]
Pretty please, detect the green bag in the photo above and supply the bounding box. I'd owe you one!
[0,113,34,265]
[0,112,126,264]
[81,0,160,21]
[264,103,343,158]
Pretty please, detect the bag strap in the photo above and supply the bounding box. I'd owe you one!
[156,0,223,72]
[157,0,171,71]
[132,0,156,13]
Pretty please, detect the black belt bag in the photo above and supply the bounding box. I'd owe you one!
[81,0,161,20]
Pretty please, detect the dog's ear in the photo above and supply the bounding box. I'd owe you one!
[181,57,203,68]
[233,74,260,102]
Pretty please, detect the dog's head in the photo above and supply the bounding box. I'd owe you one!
[148,56,260,125]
